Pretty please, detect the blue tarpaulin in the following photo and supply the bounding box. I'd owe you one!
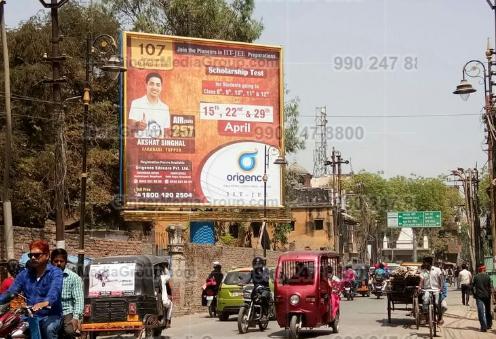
[190,221,215,244]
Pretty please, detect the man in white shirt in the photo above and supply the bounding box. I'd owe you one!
[419,256,445,324]
[128,72,170,138]
[458,263,472,305]
[160,262,173,328]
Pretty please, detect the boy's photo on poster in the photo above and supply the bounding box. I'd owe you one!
[128,72,171,139]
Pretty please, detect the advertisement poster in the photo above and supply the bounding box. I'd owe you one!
[88,263,136,297]
[122,32,283,207]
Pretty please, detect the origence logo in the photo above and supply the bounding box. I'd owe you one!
[238,150,258,171]
[226,150,262,184]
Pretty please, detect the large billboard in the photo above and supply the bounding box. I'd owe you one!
[121,32,283,208]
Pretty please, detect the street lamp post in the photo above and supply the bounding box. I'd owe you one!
[262,145,287,257]
[452,0,496,268]
[453,56,496,266]
[78,34,126,276]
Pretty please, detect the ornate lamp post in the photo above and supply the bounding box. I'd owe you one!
[78,34,126,276]
[453,55,496,266]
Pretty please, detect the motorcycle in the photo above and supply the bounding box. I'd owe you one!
[202,278,218,318]
[6,305,44,339]
[371,277,386,299]
[0,302,21,338]
[342,281,354,301]
[206,295,217,318]
[237,285,272,334]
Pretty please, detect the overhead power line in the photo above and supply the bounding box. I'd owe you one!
[299,113,482,118]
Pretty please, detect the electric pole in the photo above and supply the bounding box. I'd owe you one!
[1,0,14,259]
[325,148,349,257]
[39,0,69,248]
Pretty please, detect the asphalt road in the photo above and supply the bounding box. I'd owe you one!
[164,292,437,339]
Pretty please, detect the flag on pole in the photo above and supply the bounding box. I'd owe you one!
[260,221,271,250]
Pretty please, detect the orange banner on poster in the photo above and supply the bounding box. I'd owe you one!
[122,32,284,208]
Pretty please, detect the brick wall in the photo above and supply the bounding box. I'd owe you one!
[0,226,153,259]
[172,244,282,315]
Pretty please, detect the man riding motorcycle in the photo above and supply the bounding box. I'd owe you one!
[248,257,271,321]
[206,262,223,294]
[374,263,387,280]
[202,262,223,307]
[342,264,357,296]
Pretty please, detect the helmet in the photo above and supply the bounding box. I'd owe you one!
[252,256,264,270]
[213,261,221,270]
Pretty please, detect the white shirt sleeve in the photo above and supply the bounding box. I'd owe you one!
[128,98,142,121]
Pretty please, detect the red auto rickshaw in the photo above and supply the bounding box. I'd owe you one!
[274,251,341,339]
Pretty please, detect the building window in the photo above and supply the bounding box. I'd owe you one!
[290,221,295,231]
[251,222,262,237]
[314,219,324,230]
[229,223,239,238]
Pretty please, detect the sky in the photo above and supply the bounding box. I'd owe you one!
[5,0,493,178]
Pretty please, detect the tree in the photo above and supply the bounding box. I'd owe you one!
[101,0,263,42]
[344,172,462,262]
[0,3,120,227]
[272,223,292,250]
[284,94,305,154]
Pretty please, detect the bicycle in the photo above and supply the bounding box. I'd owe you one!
[417,288,439,339]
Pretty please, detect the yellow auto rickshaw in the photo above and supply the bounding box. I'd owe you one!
[81,255,170,339]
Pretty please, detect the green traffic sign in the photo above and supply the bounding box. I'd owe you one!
[387,211,441,228]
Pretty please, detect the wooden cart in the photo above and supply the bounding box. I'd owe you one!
[386,285,418,324]
[386,275,421,325]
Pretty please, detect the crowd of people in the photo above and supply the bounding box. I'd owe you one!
[0,240,175,339]
[0,240,83,339]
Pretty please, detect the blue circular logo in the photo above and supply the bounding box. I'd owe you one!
[238,151,258,171]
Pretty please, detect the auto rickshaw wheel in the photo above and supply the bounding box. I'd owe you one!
[288,315,301,339]
[330,311,339,333]
[237,305,249,334]
[142,327,162,339]
[88,332,97,339]
[269,303,276,320]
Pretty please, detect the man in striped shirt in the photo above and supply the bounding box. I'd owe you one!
[51,249,84,338]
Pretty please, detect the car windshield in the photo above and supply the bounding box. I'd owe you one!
[224,271,251,285]
[279,260,315,285]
